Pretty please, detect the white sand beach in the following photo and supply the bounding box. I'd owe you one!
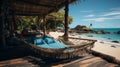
[49,32,80,39]
[92,42,120,61]
[49,32,120,61]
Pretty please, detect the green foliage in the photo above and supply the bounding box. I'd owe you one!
[46,19,55,30]
[16,16,37,31]
[16,10,73,31]
[46,10,73,30]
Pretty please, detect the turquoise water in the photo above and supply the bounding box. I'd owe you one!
[93,28,120,33]
[81,28,120,46]
[82,33,120,42]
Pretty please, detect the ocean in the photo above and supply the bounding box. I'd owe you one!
[93,28,120,33]
[80,28,120,46]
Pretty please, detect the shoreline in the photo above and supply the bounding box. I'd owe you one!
[49,31,120,63]
[80,34,120,47]
[81,33,120,42]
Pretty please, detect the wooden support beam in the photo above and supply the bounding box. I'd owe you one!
[64,0,69,41]
[15,13,42,16]
[10,11,17,36]
[14,10,46,16]
[14,0,55,8]
[12,13,17,31]
[7,15,13,35]
[36,16,41,30]
[43,16,46,37]
[54,17,57,31]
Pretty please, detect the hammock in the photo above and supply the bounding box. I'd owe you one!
[23,36,96,59]
[34,36,67,49]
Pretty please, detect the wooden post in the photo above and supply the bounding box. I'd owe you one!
[36,16,40,30]
[0,0,6,48]
[64,0,69,41]
[43,16,46,37]
[8,14,14,37]
[8,12,16,37]
[12,13,17,32]
[54,17,56,31]
[7,15,12,35]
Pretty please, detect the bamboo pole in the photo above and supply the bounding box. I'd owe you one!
[43,16,46,37]
[12,12,17,32]
[9,11,17,37]
[36,16,40,30]
[64,0,69,41]
[54,17,56,31]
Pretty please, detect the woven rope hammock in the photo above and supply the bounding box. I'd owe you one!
[17,36,96,59]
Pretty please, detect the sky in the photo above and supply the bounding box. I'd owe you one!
[68,0,120,28]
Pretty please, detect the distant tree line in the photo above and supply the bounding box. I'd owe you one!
[16,10,73,32]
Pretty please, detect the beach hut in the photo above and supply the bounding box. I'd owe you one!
[0,0,76,47]
[0,0,77,48]
[0,0,96,59]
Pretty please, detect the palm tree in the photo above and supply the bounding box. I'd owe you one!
[64,0,82,41]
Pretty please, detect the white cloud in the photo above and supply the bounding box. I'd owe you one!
[84,14,95,17]
[83,17,111,22]
[111,15,120,19]
[83,15,120,22]
[82,7,120,22]
[101,11,120,16]
[111,7,120,11]
[80,10,93,13]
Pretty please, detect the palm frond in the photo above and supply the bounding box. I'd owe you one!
[70,0,85,5]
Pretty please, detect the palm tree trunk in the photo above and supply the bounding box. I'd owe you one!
[64,0,69,41]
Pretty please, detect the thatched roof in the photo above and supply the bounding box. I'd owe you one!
[6,0,77,16]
